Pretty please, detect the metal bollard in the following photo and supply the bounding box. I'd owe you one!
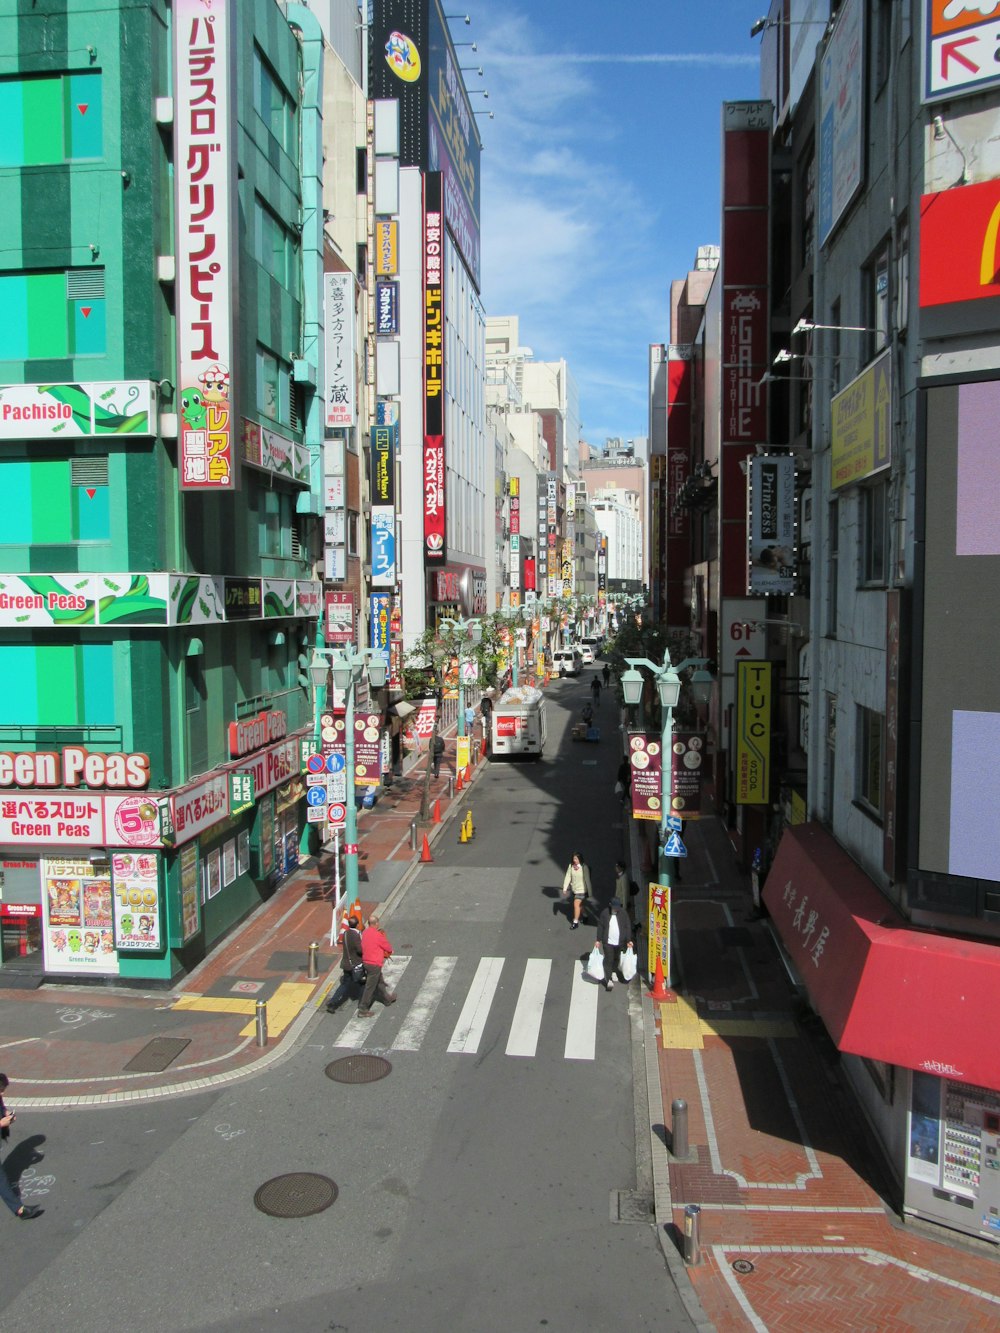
[671,1097,689,1158]
[307,941,319,979]
[447,774,455,799]
[255,999,268,1047]
[683,1204,702,1265]
[409,818,418,851]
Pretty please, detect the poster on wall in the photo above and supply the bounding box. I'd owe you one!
[111,852,161,951]
[207,847,221,899]
[180,843,200,942]
[41,858,118,975]
[223,839,237,887]
[237,829,250,876]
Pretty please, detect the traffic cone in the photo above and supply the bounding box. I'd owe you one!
[647,955,671,1002]
[465,809,474,838]
[420,834,433,863]
[456,768,464,792]
[459,821,468,844]
[433,798,442,824]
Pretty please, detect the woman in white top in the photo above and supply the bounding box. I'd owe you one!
[562,852,592,929]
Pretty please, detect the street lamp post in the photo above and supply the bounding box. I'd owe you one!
[309,645,387,910]
[620,652,713,888]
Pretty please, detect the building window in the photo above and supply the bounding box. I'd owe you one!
[260,487,292,558]
[253,47,295,152]
[347,510,360,557]
[826,497,839,635]
[800,146,815,276]
[874,0,894,93]
[896,219,909,334]
[356,147,367,195]
[828,298,842,392]
[857,706,884,816]
[860,481,889,586]
[823,693,837,825]
[254,196,298,297]
[185,655,204,714]
[0,267,106,360]
[256,345,291,426]
[865,240,890,360]
[0,71,103,165]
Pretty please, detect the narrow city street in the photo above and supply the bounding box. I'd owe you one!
[0,679,695,1333]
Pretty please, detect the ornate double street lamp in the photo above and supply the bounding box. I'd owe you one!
[440,615,482,738]
[619,652,713,884]
[309,645,387,909]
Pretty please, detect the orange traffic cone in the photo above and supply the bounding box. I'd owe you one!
[420,834,433,863]
[647,954,671,1002]
[456,769,464,792]
[432,798,442,824]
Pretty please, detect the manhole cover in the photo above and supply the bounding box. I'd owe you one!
[732,1258,756,1275]
[253,1172,338,1218]
[325,1054,392,1084]
[123,1037,191,1073]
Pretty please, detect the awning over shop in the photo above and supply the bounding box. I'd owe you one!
[762,822,1000,1091]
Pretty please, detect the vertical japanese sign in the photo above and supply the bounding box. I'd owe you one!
[371,423,396,587]
[424,173,446,565]
[748,454,796,594]
[628,732,664,822]
[647,883,671,987]
[324,272,356,428]
[370,591,390,674]
[736,660,772,804]
[174,0,237,491]
[324,590,355,644]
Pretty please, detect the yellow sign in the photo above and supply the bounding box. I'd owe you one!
[647,882,671,985]
[830,349,891,490]
[735,660,771,804]
[456,736,470,772]
[375,220,398,276]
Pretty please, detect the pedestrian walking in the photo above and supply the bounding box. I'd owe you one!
[602,663,611,688]
[480,694,493,726]
[464,702,476,735]
[0,1074,42,1221]
[615,757,631,804]
[595,897,634,992]
[325,914,364,1013]
[562,852,592,929]
[590,675,602,705]
[581,701,594,727]
[358,914,397,1016]
[614,860,630,904]
[432,733,445,778]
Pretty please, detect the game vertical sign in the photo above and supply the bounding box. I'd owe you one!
[424,172,446,565]
[175,0,238,491]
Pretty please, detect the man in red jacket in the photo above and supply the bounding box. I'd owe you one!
[358,914,397,1016]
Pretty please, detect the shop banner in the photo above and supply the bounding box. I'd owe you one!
[670,732,706,820]
[42,857,118,975]
[0,380,154,439]
[628,732,664,822]
[748,454,796,594]
[111,852,161,951]
[324,272,356,428]
[353,713,383,788]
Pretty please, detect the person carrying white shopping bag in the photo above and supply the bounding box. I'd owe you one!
[594,897,634,993]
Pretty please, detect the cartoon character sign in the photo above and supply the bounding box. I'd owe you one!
[384,30,421,82]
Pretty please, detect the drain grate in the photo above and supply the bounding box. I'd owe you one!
[325,1054,392,1084]
[123,1037,191,1073]
[732,1258,756,1275]
[254,1172,338,1218]
[718,926,754,948]
[612,1190,655,1223]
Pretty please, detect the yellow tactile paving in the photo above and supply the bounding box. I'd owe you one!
[238,982,316,1038]
[172,995,258,1015]
[658,995,704,1049]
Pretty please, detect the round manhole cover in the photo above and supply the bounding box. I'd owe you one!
[253,1173,338,1218]
[325,1053,392,1084]
[732,1259,756,1275]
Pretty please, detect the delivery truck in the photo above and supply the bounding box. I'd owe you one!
[490,686,546,759]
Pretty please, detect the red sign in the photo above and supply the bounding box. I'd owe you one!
[495,716,518,737]
[424,172,446,565]
[228,709,287,759]
[920,180,1000,307]
[670,731,706,819]
[628,732,663,823]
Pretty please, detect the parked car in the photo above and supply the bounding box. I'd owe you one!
[552,648,583,677]
[579,644,595,665]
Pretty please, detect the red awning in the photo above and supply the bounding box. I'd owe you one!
[762,822,1000,1092]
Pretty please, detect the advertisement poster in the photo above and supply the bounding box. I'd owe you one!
[180,843,200,942]
[354,713,383,787]
[237,829,250,876]
[41,858,118,975]
[223,839,237,887]
[748,454,796,594]
[670,732,706,819]
[647,883,671,987]
[206,847,221,899]
[112,852,161,951]
[628,732,664,822]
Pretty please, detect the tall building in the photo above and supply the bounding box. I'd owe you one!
[0,0,326,983]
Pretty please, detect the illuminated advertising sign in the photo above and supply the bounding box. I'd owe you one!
[370,593,390,675]
[324,591,355,644]
[375,220,399,276]
[375,280,399,335]
[174,0,237,491]
[371,505,396,587]
[736,660,771,804]
[920,179,1000,308]
[371,425,395,505]
[324,272,356,428]
[424,172,446,564]
[830,350,891,490]
[922,0,1000,103]
[748,454,796,594]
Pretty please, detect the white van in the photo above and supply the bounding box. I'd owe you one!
[490,686,546,758]
[552,649,583,677]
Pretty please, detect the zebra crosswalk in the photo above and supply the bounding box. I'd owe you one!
[327,954,629,1061]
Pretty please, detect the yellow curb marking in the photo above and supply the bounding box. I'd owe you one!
[172,982,318,1039]
[173,996,258,1015]
[657,1001,797,1049]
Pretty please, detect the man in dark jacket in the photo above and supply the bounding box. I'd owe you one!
[595,898,633,992]
[325,915,364,1013]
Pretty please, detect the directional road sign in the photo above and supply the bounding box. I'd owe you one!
[665,814,683,833]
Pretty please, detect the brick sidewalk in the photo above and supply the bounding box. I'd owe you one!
[649,820,1000,1330]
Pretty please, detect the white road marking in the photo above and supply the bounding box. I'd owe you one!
[447,957,504,1054]
[334,956,411,1046]
[564,961,599,1060]
[506,959,552,1057]
[392,956,456,1051]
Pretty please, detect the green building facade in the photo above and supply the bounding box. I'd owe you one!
[0,0,325,984]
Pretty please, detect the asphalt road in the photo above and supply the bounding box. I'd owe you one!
[0,677,696,1333]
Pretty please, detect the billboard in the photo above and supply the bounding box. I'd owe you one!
[818,0,864,245]
[424,172,446,564]
[830,350,892,490]
[0,381,153,439]
[920,180,1000,308]
[748,454,796,595]
[922,0,1000,103]
[174,0,237,491]
[735,660,772,804]
[324,273,356,428]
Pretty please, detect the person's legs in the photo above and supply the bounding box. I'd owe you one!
[359,964,382,1014]
[326,971,354,1013]
[571,893,584,927]
[603,944,622,988]
[0,1158,21,1215]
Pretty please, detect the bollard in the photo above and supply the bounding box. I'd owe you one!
[409,818,418,851]
[255,999,268,1047]
[683,1204,702,1266]
[447,774,455,799]
[307,941,319,979]
[671,1097,689,1158]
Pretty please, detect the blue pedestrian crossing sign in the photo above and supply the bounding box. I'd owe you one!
[306,785,328,807]
[663,831,687,858]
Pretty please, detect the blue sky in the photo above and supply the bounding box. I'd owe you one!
[460,1,762,447]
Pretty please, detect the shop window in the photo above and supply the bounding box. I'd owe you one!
[860,481,889,587]
[857,705,884,817]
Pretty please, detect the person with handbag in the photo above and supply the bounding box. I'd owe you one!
[325,914,365,1013]
[358,914,397,1016]
[0,1073,42,1221]
[562,852,592,929]
[595,897,634,992]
